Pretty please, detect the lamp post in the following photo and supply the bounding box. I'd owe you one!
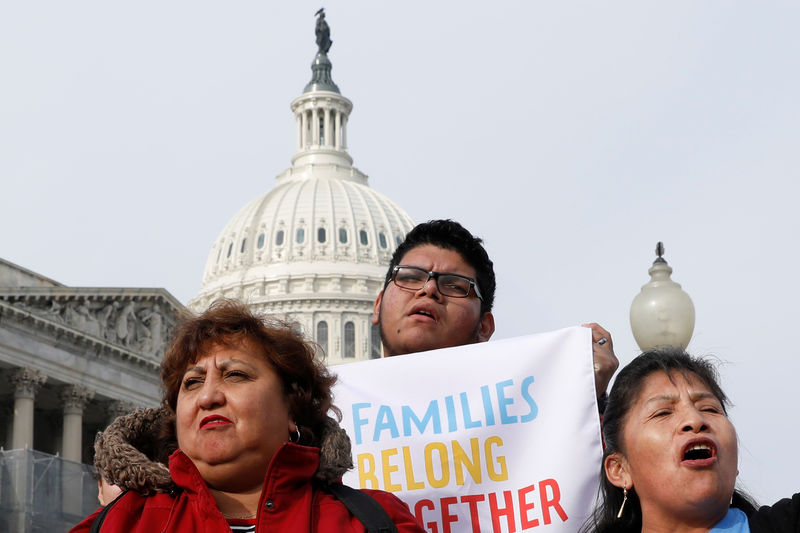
[630,242,695,351]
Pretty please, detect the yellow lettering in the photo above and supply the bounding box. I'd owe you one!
[452,437,482,485]
[357,453,378,489]
[402,446,425,490]
[424,442,450,488]
[485,436,508,481]
[381,448,402,492]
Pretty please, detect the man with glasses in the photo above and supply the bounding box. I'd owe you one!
[372,219,618,398]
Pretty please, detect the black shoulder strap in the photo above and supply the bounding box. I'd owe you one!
[326,483,400,533]
[89,490,127,533]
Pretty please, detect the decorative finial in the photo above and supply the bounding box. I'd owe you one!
[656,242,664,260]
[315,8,332,54]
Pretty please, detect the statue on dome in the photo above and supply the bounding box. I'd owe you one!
[315,8,332,54]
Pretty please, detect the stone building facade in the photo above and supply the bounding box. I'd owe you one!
[0,258,183,532]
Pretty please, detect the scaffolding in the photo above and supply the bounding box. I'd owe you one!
[0,449,99,533]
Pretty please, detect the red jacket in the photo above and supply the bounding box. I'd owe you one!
[70,444,424,533]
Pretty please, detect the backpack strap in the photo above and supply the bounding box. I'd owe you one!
[89,490,127,533]
[326,483,400,533]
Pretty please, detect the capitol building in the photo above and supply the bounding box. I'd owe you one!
[0,15,413,532]
[189,30,414,364]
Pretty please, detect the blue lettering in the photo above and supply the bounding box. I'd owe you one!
[481,385,496,427]
[373,405,400,441]
[460,392,482,429]
[496,379,518,424]
[352,402,371,445]
[520,376,538,422]
[444,395,458,432]
[402,401,442,436]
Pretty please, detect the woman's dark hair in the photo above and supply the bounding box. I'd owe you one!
[385,219,496,314]
[160,299,338,449]
[580,348,757,533]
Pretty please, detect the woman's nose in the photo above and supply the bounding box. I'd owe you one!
[680,408,709,433]
[198,379,225,409]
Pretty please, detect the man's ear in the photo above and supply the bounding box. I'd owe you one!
[604,452,632,489]
[371,291,383,326]
[477,312,495,342]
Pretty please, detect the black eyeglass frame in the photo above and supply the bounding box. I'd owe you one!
[390,265,483,300]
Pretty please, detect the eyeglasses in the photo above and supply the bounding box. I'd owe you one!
[391,265,483,300]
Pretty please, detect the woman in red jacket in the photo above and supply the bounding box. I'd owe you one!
[71,300,424,533]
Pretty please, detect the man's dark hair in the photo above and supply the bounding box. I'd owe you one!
[385,219,495,314]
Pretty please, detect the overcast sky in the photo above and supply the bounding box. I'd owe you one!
[2,1,798,505]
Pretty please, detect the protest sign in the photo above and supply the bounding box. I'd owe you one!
[334,326,603,533]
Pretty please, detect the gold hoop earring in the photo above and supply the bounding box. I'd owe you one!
[290,424,301,444]
[617,487,628,519]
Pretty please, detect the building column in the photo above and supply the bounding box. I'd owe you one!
[301,110,308,147]
[10,367,46,450]
[342,115,348,149]
[105,400,137,426]
[60,385,94,463]
[311,108,319,145]
[334,110,341,149]
[296,113,302,150]
[323,107,331,147]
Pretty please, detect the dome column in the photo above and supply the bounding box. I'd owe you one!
[296,113,302,150]
[311,108,319,145]
[323,107,331,147]
[334,110,342,149]
[300,111,309,150]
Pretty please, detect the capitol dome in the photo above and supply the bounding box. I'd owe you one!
[190,17,415,364]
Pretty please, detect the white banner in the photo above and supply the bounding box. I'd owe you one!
[334,326,603,533]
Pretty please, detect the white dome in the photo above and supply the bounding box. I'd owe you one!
[194,169,414,302]
[190,49,415,364]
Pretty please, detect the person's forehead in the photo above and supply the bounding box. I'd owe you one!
[398,244,476,277]
[189,337,267,367]
[636,370,714,403]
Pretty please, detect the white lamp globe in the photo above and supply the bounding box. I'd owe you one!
[630,242,695,351]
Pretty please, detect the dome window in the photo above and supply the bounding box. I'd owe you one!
[339,228,348,243]
[216,248,222,264]
[227,242,233,258]
[317,227,327,243]
[396,235,404,246]
[317,321,328,356]
[359,230,368,246]
[257,233,265,249]
[240,238,247,254]
[296,228,305,244]
[379,233,388,249]
[275,230,285,246]
[343,322,355,358]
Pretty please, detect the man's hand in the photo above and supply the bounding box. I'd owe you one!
[582,323,619,398]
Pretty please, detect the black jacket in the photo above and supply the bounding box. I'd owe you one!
[749,494,800,532]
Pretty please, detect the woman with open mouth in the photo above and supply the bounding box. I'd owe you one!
[580,348,799,533]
